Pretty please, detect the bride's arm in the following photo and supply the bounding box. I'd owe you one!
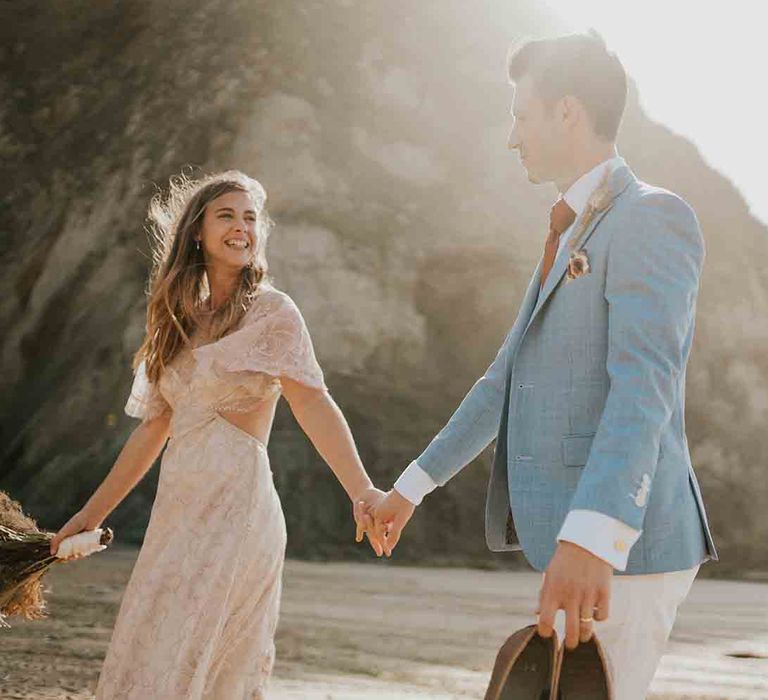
[281,377,387,552]
[281,378,374,503]
[50,412,170,554]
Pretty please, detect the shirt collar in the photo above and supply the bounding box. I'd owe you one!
[563,155,626,218]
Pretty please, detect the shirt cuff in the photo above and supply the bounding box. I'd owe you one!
[557,510,642,571]
[393,460,438,506]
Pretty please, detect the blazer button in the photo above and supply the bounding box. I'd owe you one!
[613,539,627,553]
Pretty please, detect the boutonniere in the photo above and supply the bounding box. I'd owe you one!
[566,168,614,282]
[566,250,591,281]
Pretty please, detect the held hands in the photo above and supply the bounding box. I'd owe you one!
[537,541,613,650]
[372,489,415,556]
[353,488,415,557]
[353,487,388,556]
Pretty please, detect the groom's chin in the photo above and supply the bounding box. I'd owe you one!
[518,162,543,184]
[525,170,542,184]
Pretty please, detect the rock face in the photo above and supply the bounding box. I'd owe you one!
[1,1,766,573]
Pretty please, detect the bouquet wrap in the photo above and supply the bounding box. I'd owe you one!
[55,529,109,559]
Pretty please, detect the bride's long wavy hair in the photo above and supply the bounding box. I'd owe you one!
[134,170,272,383]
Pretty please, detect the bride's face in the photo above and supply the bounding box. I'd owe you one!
[197,190,259,271]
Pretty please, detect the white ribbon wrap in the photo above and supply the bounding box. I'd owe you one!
[56,529,107,559]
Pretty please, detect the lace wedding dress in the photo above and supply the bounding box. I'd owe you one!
[95,287,325,700]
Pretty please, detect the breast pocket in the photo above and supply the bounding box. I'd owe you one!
[561,433,596,467]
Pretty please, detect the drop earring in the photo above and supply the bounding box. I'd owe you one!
[195,240,201,251]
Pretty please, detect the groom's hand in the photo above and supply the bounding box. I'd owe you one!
[372,489,415,557]
[537,541,612,650]
[353,487,388,557]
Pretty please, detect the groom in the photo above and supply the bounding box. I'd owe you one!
[369,31,717,698]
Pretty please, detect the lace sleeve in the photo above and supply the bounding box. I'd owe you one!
[192,290,327,390]
[124,359,172,422]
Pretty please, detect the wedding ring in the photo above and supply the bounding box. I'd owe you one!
[579,616,594,623]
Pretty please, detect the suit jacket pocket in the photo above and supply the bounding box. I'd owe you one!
[561,433,596,467]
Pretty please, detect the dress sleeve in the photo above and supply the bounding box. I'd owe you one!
[192,290,327,390]
[124,359,172,421]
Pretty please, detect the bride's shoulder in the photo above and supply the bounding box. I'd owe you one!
[244,285,302,322]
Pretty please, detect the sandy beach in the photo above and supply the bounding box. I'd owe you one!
[1,547,766,699]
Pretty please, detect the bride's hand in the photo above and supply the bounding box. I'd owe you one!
[353,487,387,557]
[50,510,97,557]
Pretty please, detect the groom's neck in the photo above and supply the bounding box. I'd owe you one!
[556,141,618,194]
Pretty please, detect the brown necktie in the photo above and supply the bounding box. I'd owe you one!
[540,198,576,288]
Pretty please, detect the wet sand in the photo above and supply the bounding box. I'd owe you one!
[1,547,766,699]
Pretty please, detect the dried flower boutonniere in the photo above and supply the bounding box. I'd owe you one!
[566,168,614,282]
[566,250,591,280]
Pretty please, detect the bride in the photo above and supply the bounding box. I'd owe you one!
[50,170,386,699]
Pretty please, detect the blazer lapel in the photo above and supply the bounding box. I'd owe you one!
[575,164,635,250]
[518,260,543,327]
[524,165,636,333]
[502,259,542,377]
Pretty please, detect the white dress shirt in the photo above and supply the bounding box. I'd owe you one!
[394,155,642,571]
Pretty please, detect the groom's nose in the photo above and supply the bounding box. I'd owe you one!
[508,129,520,151]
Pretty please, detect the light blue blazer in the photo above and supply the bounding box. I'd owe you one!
[416,164,717,574]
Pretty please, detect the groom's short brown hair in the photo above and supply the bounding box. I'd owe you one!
[507,30,627,141]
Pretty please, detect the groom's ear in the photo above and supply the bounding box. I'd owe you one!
[560,95,588,133]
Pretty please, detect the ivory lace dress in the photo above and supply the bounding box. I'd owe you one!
[95,287,326,700]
